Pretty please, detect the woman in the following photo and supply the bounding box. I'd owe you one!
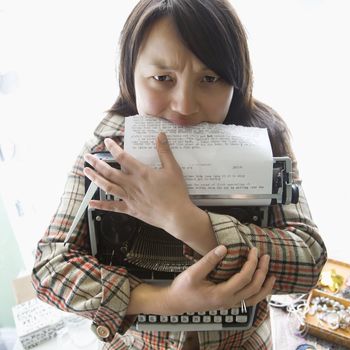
[32,1,327,349]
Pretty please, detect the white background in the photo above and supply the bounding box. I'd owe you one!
[0,0,349,269]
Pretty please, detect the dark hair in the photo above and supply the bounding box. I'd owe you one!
[108,0,293,158]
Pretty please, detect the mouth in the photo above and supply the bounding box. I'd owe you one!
[166,116,197,126]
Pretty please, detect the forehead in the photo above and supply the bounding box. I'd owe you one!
[139,16,181,52]
[136,16,205,69]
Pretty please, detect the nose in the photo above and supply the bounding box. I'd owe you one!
[170,82,199,116]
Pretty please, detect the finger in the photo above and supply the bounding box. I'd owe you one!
[84,153,126,185]
[185,245,227,281]
[230,255,270,300]
[222,247,259,293]
[257,252,270,275]
[156,132,179,169]
[104,138,141,173]
[89,199,128,213]
[83,167,127,199]
[249,254,270,290]
[243,275,276,307]
[214,248,259,297]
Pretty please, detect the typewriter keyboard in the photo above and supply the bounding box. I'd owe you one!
[136,305,256,331]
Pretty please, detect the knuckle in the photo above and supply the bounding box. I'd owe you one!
[104,167,114,178]
[180,271,195,288]
[202,254,219,269]
[116,151,126,164]
[105,184,114,194]
[138,167,148,179]
[250,273,264,289]
[158,145,169,154]
[240,274,253,286]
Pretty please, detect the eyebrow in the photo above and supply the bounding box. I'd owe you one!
[148,60,212,72]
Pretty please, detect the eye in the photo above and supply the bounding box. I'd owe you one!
[202,75,220,83]
[153,75,173,82]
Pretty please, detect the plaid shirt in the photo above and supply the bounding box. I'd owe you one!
[32,114,327,349]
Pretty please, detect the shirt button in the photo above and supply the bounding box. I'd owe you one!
[96,325,110,339]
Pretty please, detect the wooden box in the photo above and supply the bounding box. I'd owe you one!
[305,259,350,348]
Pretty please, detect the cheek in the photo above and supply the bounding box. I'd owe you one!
[204,87,234,122]
[221,88,234,115]
[135,82,168,116]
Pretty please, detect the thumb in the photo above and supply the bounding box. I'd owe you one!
[187,245,227,281]
[156,132,177,168]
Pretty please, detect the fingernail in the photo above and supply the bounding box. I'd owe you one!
[158,132,168,144]
[251,247,258,257]
[83,167,92,175]
[214,245,227,258]
[84,154,93,162]
[104,138,113,147]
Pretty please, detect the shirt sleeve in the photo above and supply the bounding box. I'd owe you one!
[31,135,142,342]
[204,180,327,293]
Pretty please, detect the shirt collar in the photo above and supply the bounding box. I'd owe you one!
[93,114,125,139]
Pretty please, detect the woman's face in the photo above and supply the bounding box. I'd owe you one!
[134,17,234,126]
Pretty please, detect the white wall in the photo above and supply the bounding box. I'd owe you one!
[0,0,139,269]
[1,0,349,269]
[233,0,350,262]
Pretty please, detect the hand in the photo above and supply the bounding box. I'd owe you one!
[164,246,275,315]
[83,133,195,235]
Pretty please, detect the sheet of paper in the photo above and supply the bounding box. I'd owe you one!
[124,115,273,205]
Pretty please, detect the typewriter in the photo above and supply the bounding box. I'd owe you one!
[72,152,298,332]
[65,151,298,331]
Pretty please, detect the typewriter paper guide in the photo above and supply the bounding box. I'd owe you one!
[124,115,273,206]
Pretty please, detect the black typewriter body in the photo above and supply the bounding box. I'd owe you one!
[85,153,298,331]
[87,205,261,331]
[87,206,266,279]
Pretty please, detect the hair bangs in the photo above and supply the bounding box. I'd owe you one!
[169,0,240,88]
